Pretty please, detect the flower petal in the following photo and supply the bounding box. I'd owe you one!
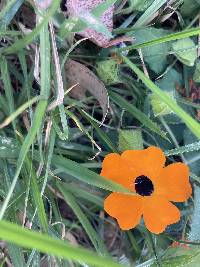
[104,193,142,230]
[101,153,139,190]
[143,196,180,234]
[121,146,166,180]
[155,163,192,202]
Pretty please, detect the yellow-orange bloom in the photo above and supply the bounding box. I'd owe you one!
[101,146,192,234]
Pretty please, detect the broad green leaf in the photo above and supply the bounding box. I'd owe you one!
[187,251,200,267]
[155,68,183,92]
[133,27,171,73]
[0,220,126,267]
[96,59,120,85]
[172,38,197,66]
[152,255,197,267]
[151,92,175,117]
[118,129,143,152]
[180,0,200,17]
[151,247,200,267]
[152,68,182,122]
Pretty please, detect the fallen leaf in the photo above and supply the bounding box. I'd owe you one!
[65,59,109,122]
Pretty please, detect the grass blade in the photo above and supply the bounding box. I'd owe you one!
[79,109,119,153]
[57,183,108,255]
[48,154,132,194]
[1,0,60,56]
[117,27,200,53]
[0,96,42,129]
[133,0,167,28]
[0,56,16,129]
[0,220,127,267]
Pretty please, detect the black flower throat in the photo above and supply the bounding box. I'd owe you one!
[135,175,154,196]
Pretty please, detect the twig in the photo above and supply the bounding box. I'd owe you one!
[48,22,65,111]
[137,48,149,78]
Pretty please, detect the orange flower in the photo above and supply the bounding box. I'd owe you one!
[101,146,192,234]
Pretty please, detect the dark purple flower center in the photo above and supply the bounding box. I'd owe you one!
[60,0,67,11]
[135,175,154,196]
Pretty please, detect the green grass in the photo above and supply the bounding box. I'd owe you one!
[0,0,200,266]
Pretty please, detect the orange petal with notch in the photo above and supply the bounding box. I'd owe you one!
[101,153,139,190]
[104,193,142,230]
[155,163,192,202]
[121,146,166,180]
[143,196,180,234]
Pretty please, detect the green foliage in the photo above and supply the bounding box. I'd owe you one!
[0,0,23,29]
[153,68,182,122]
[110,90,167,139]
[122,56,200,139]
[0,220,125,267]
[133,0,168,28]
[57,183,108,255]
[172,38,197,66]
[180,0,200,17]
[152,255,195,267]
[117,27,200,53]
[96,59,120,85]
[133,27,171,73]
[151,92,175,116]
[49,153,131,193]
[118,129,144,151]
[151,246,200,267]
[0,1,200,266]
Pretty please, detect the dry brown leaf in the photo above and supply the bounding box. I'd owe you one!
[65,59,109,122]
